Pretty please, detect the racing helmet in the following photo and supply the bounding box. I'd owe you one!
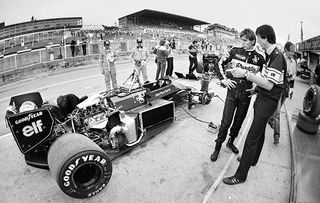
[19,101,38,112]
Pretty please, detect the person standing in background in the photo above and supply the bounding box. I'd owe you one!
[165,39,174,78]
[268,41,296,144]
[315,64,320,86]
[99,40,117,92]
[82,37,87,56]
[130,37,150,84]
[285,42,297,99]
[70,39,76,57]
[188,40,198,75]
[155,39,169,80]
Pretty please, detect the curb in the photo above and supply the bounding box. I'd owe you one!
[284,103,297,203]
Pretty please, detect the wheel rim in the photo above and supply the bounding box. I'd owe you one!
[72,163,103,189]
[304,88,314,111]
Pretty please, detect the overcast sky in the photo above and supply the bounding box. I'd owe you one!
[1,0,319,45]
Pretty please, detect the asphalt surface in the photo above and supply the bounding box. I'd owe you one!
[0,55,319,203]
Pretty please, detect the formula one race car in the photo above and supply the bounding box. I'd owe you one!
[5,78,212,199]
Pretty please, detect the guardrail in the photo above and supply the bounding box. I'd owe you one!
[0,39,192,85]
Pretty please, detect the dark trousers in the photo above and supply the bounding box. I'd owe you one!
[189,57,197,74]
[71,46,75,57]
[82,45,86,55]
[215,80,252,146]
[166,57,174,76]
[235,93,278,181]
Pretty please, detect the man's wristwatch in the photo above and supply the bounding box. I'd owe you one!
[244,71,249,79]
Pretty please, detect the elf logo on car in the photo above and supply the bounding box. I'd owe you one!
[63,155,107,187]
[22,120,43,137]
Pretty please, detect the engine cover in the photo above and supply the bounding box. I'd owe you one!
[127,99,175,131]
[109,88,147,111]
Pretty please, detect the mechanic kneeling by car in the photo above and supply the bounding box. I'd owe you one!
[57,94,81,116]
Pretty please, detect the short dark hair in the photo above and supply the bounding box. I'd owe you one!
[192,40,198,44]
[255,25,276,44]
[240,28,256,45]
[284,41,295,52]
[104,40,110,46]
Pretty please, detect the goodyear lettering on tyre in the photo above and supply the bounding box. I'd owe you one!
[63,154,108,187]
[61,152,112,198]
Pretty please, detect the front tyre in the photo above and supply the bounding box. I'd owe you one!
[47,133,112,198]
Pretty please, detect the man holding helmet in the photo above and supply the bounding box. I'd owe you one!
[130,37,150,84]
[99,40,117,92]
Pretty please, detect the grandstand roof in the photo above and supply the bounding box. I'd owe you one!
[0,17,82,30]
[119,9,209,26]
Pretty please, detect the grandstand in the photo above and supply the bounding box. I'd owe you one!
[119,9,208,29]
[0,17,83,56]
[117,9,208,40]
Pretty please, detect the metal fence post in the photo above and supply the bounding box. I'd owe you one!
[39,50,42,63]
[14,54,17,69]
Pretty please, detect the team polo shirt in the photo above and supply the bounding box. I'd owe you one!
[219,47,265,80]
[256,46,287,100]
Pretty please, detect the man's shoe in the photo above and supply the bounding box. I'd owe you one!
[226,140,239,154]
[210,149,220,162]
[223,176,245,185]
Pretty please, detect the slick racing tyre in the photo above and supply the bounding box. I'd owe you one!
[296,111,320,134]
[48,133,112,198]
[303,85,320,118]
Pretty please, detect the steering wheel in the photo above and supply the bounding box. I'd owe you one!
[157,78,171,87]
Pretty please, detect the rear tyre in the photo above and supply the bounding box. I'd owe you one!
[303,85,320,118]
[296,111,320,134]
[48,133,112,198]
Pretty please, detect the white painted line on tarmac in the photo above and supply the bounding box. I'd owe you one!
[0,68,132,103]
[0,133,11,139]
[0,74,99,103]
[201,115,253,203]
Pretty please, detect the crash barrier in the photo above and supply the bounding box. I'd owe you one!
[0,40,192,85]
[296,84,320,134]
